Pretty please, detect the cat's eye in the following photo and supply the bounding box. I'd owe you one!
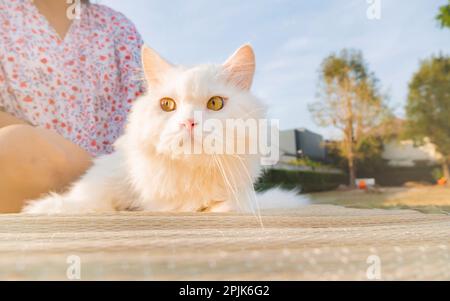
[160,98,177,112]
[207,96,225,111]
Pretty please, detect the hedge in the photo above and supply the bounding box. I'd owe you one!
[357,166,438,186]
[255,169,348,193]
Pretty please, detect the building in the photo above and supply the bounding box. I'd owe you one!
[374,118,442,167]
[382,138,442,167]
[279,128,326,162]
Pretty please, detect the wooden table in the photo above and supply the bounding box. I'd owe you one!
[0,205,449,280]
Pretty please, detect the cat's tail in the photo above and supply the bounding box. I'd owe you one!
[256,187,309,210]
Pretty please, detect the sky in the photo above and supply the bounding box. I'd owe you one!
[99,0,449,138]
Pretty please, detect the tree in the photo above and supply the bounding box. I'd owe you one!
[309,49,390,187]
[406,55,450,182]
[437,1,450,28]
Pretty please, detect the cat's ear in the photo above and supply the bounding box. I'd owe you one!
[141,45,173,87]
[222,44,256,90]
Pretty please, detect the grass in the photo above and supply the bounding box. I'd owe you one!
[306,186,450,214]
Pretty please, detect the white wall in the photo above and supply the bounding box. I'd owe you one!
[382,139,442,167]
[279,130,297,157]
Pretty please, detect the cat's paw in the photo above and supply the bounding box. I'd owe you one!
[22,194,67,215]
[207,201,237,213]
[23,193,117,215]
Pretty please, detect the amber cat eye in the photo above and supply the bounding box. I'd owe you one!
[160,98,177,112]
[207,96,225,111]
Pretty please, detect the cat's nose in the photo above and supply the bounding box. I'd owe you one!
[180,119,198,131]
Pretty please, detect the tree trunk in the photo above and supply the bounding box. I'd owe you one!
[348,155,356,188]
[346,86,356,188]
[342,76,357,188]
[443,159,450,186]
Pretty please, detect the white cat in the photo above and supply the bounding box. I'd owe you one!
[23,44,297,214]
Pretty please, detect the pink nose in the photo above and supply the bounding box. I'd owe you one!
[180,119,197,130]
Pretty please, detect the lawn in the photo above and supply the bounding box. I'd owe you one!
[307,186,450,214]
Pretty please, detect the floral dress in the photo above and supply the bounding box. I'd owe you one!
[0,0,145,156]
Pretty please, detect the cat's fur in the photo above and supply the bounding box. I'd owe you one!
[23,44,292,214]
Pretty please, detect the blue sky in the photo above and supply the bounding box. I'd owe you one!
[100,0,449,138]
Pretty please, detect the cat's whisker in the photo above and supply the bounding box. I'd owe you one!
[214,155,237,196]
[218,156,245,211]
[200,138,260,213]
[219,155,253,213]
[233,156,264,228]
[224,156,254,204]
[213,155,242,211]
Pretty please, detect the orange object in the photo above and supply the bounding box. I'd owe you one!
[358,180,367,190]
[437,177,448,186]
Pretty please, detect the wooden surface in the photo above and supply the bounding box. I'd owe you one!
[0,205,449,280]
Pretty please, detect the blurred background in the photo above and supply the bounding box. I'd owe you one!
[101,0,450,213]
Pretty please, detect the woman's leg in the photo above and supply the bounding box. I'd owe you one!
[0,110,28,128]
[0,124,92,213]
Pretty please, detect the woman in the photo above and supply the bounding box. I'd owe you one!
[0,0,145,213]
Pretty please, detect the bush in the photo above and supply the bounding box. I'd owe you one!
[432,168,444,181]
[288,157,330,169]
[255,169,348,193]
[357,166,438,186]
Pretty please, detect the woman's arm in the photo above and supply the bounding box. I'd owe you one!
[0,110,28,129]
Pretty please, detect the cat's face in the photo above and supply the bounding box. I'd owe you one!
[127,45,266,164]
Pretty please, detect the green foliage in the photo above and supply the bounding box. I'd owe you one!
[327,136,388,175]
[354,136,386,173]
[405,55,450,159]
[287,157,329,169]
[358,166,438,186]
[310,49,388,136]
[323,140,347,169]
[309,49,391,185]
[437,1,450,28]
[255,169,348,193]
[432,168,444,181]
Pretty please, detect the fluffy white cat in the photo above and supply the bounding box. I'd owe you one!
[23,44,297,214]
